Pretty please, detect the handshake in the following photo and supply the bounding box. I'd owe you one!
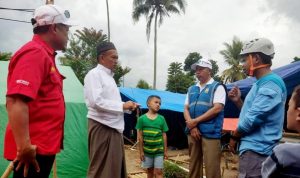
[123,101,140,111]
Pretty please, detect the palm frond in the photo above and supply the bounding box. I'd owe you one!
[132,4,151,22]
[165,4,180,14]
[171,0,186,13]
[133,0,146,7]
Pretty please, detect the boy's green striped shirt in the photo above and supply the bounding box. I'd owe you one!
[136,114,169,157]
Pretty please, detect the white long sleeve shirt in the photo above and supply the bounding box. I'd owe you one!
[84,64,125,133]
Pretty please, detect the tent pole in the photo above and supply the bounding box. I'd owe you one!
[52,159,57,178]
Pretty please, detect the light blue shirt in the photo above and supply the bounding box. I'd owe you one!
[237,73,287,155]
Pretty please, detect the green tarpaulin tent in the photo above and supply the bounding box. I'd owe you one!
[0,61,89,177]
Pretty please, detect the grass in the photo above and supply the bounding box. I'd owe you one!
[163,161,188,178]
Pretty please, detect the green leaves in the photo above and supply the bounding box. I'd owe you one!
[60,27,131,85]
[183,52,202,72]
[292,56,300,63]
[113,65,131,87]
[136,79,152,89]
[220,37,246,83]
[166,62,194,93]
[0,51,12,61]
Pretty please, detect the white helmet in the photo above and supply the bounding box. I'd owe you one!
[240,38,275,58]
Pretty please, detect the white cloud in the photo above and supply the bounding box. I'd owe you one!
[1,0,299,89]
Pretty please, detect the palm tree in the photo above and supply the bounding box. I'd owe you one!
[106,0,111,42]
[220,37,246,83]
[132,0,187,89]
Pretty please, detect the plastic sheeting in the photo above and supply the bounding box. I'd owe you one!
[225,61,300,118]
[120,87,186,112]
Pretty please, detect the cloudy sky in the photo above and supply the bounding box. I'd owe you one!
[0,0,299,89]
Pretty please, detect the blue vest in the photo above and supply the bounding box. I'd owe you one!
[188,81,224,138]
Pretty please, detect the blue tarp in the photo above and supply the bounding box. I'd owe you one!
[119,87,188,149]
[226,61,300,96]
[120,61,300,119]
[119,62,300,148]
[119,87,186,112]
[225,61,300,118]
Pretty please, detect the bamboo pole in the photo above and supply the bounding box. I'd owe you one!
[1,162,13,178]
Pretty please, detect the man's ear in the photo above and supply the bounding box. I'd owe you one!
[48,24,57,34]
[254,54,261,64]
[296,107,300,121]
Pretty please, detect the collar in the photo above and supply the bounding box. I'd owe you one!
[32,35,56,56]
[97,64,114,76]
[196,78,214,87]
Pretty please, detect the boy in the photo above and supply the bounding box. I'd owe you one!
[262,85,300,178]
[136,95,169,178]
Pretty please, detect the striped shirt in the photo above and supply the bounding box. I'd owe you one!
[136,114,169,157]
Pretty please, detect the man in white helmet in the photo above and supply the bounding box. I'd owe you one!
[228,38,287,178]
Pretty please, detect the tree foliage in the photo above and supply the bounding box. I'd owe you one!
[132,0,187,40]
[209,59,222,82]
[166,52,222,93]
[136,79,152,89]
[220,36,246,83]
[183,52,220,81]
[166,62,194,93]
[113,65,131,87]
[183,52,202,72]
[60,27,130,85]
[292,56,300,63]
[0,52,12,61]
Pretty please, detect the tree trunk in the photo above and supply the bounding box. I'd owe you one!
[153,12,158,89]
[106,0,110,42]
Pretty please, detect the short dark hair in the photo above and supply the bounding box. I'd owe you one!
[292,85,300,109]
[33,25,51,34]
[97,50,108,63]
[147,95,161,105]
[255,52,272,66]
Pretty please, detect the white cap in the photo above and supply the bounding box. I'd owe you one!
[191,59,212,70]
[32,4,75,28]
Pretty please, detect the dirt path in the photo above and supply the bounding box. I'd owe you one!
[125,145,238,178]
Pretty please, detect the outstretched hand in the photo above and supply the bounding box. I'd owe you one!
[14,144,40,177]
[123,101,140,111]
